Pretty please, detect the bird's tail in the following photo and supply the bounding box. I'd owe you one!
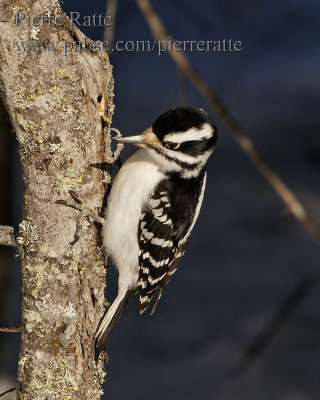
[94,290,135,362]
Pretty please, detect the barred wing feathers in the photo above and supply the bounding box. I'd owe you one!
[138,169,206,314]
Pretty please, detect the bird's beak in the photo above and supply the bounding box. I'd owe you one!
[114,135,145,144]
[113,127,160,146]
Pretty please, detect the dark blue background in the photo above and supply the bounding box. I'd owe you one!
[1,1,320,399]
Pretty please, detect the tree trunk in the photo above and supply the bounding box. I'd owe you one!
[0,0,113,398]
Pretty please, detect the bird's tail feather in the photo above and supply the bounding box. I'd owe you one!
[94,290,135,362]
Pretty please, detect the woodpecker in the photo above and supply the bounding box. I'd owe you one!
[95,106,217,360]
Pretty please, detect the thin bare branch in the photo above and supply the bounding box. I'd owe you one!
[135,0,320,247]
[0,225,17,247]
[0,387,16,398]
[0,325,22,333]
[231,274,316,375]
[104,0,119,55]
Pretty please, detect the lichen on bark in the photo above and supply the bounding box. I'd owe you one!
[0,0,113,398]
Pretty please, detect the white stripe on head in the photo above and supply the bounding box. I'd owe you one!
[164,123,213,144]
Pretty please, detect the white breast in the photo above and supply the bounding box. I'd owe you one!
[102,149,165,292]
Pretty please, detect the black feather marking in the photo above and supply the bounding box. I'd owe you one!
[152,106,216,142]
[149,145,202,170]
[138,168,206,313]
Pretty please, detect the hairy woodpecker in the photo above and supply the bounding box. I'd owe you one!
[95,106,217,360]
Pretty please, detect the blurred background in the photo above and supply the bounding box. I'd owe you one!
[1,0,320,399]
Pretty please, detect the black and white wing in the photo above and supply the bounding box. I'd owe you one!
[138,169,206,314]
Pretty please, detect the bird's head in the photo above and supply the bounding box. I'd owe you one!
[115,107,218,177]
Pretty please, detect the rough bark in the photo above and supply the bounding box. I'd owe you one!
[0,0,113,398]
[0,225,17,247]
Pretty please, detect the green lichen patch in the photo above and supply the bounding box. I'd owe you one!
[18,352,79,400]
[52,169,84,194]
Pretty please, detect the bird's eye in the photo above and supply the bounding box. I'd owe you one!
[163,142,180,150]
